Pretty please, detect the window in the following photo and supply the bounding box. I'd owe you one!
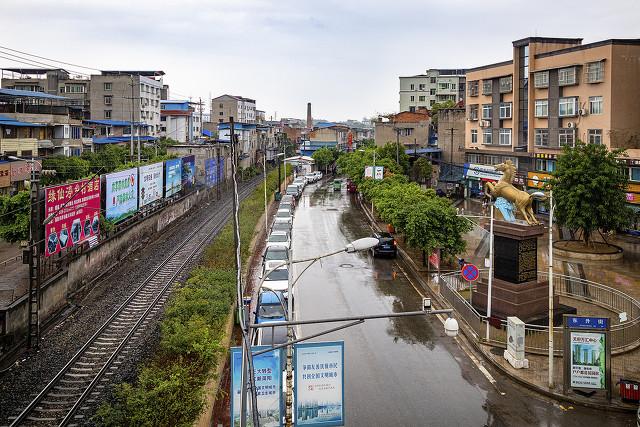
[534,71,549,88]
[419,84,426,90]
[499,76,513,93]
[409,106,416,112]
[559,129,575,147]
[559,67,577,86]
[483,128,493,145]
[559,97,577,117]
[104,95,112,105]
[410,95,415,102]
[59,87,65,93]
[468,154,481,164]
[430,77,436,84]
[536,159,556,172]
[482,104,492,120]
[588,129,602,145]
[534,100,548,118]
[418,96,426,102]
[429,100,435,106]
[430,88,436,95]
[219,103,223,108]
[631,167,640,182]
[219,111,224,115]
[104,110,112,119]
[534,129,549,146]
[589,96,603,115]
[499,102,512,119]
[66,84,85,93]
[402,128,414,136]
[487,155,500,165]
[104,82,112,91]
[586,61,604,83]
[410,84,415,90]
[468,81,479,96]
[482,79,492,95]
[438,82,450,90]
[499,128,512,145]
[468,105,478,120]
[471,129,478,144]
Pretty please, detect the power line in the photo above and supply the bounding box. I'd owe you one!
[0,50,90,78]
[0,45,101,72]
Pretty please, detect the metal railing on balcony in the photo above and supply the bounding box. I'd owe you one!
[439,269,640,355]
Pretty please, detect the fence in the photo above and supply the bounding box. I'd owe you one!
[439,269,640,355]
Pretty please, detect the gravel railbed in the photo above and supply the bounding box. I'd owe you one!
[0,178,261,425]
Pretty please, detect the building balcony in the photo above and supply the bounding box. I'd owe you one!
[0,138,39,156]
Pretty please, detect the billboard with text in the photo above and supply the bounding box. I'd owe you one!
[165,158,182,197]
[181,155,196,190]
[105,168,138,222]
[139,162,164,207]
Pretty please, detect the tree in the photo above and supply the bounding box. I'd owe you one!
[429,100,456,128]
[41,155,91,185]
[377,142,410,174]
[411,157,433,184]
[0,191,30,243]
[549,142,633,245]
[312,147,334,173]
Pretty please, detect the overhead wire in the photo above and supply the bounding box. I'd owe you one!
[0,45,101,72]
[0,50,91,78]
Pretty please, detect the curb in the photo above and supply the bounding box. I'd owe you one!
[356,195,638,414]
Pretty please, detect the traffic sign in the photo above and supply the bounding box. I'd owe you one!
[461,263,479,282]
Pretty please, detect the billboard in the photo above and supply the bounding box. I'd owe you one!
[374,166,384,180]
[569,331,606,389]
[0,163,9,188]
[364,166,373,179]
[10,160,41,182]
[181,155,196,190]
[165,158,182,197]
[139,162,164,207]
[294,341,345,426]
[105,168,138,222]
[44,178,101,257]
[204,158,217,188]
[219,157,225,182]
[230,346,283,427]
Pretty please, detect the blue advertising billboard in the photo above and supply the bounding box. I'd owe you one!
[294,341,345,426]
[219,157,225,183]
[181,155,196,190]
[105,168,138,222]
[165,158,182,197]
[205,158,217,188]
[230,347,283,427]
[139,162,163,207]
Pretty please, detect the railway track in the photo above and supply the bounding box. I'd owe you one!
[9,179,260,426]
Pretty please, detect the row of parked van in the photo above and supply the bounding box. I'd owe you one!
[254,173,322,346]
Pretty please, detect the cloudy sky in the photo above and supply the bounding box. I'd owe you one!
[0,0,637,121]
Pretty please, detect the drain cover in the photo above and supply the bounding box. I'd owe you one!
[340,263,354,268]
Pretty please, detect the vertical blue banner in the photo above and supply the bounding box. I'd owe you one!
[205,158,217,187]
[230,347,283,427]
[294,341,345,426]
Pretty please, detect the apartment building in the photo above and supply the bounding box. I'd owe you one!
[211,94,256,124]
[160,100,202,143]
[218,122,257,168]
[399,69,466,112]
[464,37,640,204]
[374,109,431,150]
[89,71,164,136]
[2,68,90,118]
[300,123,350,156]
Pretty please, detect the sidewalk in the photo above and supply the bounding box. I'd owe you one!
[359,196,640,412]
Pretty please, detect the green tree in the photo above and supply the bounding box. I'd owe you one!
[411,157,433,184]
[358,138,375,149]
[429,100,456,128]
[550,142,633,245]
[0,191,30,243]
[377,142,410,173]
[41,156,91,185]
[312,147,334,173]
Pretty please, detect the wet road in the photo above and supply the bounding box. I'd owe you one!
[290,181,635,427]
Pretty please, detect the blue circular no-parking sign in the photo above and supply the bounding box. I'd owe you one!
[461,263,479,282]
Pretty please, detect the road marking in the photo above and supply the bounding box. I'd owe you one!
[395,262,506,396]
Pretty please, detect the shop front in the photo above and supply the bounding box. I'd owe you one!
[526,171,553,214]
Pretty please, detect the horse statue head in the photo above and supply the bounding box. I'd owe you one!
[494,160,516,184]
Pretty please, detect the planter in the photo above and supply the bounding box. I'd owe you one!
[553,240,624,261]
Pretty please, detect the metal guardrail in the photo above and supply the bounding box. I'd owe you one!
[439,269,640,355]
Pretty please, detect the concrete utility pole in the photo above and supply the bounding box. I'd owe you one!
[27,166,41,349]
[130,75,135,159]
[548,190,555,388]
[485,203,494,342]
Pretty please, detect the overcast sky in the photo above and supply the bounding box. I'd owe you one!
[1,0,638,121]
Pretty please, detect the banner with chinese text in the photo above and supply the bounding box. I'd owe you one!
[204,158,218,188]
[105,168,138,222]
[570,331,606,389]
[165,158,182,197]
[44,178,101,257]
[294,341,345,426]
[181,155,196,191]
[230,346,283,427]
[139,162,163,207]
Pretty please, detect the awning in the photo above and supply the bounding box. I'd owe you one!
[0,114,45,127]
[0,88,68,100]
[84,119,145,127]
[202,129,213,137]
[38,140,54,148]
[93,135,158,144]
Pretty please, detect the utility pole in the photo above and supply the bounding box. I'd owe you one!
[198,97,203,141]
[129,75,135,160]
[548,190,555,388]
[485,203,494,342]
[27,166,41,349]
[395,127,400,165]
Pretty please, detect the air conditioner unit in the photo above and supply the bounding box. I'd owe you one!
[479,120,491,128]
[567,122,576,129]
[578,108,588,116]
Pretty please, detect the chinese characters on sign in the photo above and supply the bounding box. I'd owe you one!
[570,331,606,389]
[294,341,345,426]
[44,178,101,257]
[165,158,182,197]
[139,162,163,208]
[105,168,138,222]
[181,155,196,190]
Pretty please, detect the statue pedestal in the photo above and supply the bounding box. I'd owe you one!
[472,221,563,323]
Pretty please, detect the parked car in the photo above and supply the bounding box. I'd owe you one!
[271,221,292,234]
[293,177,306,189]
[275,208,293,223]
[279,201,294,213]
[313,171,323,181]
[262,245,289,273]
[254,324,289,346]
[266,231,291,249]
[255,290,286,324]
[286,184,301,199]
[262,266,290,296]
[371,231,397,257]
[305,172,317,183]
[332,179,343,191]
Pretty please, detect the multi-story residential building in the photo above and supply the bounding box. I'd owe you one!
[399,69,466,112]
[89,71,164,136]
[2,68,91,118]
[374,109,431,150]
[160,100,202,143]
[464,37,640,209]
[218,122,257,168]
[300,123,350,156]
[211,95,256,124]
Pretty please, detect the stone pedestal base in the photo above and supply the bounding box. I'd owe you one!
[504,350,529,369]
[472,277,559,323]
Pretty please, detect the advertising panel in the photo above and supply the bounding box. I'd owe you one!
[165,158,182,197]
[10,160,41,182]
[205,158,217,188]
[44,178,101,257]
[463,163,503,181]
[230,346,283,427]
[105,168,138,222]
[219,157,225,182]
[0,163,10,188]
[569,331,606,389]
[139,162,164,207]
[526,171,552,189]
[364,166,373,179]
[374,166,384,180]
[294,341,345,426]
[181,155,196,190]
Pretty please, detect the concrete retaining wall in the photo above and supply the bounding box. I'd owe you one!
[0,187,215,356]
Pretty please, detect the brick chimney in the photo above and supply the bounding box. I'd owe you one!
[306,102,312,129]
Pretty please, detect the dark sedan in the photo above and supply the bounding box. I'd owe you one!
[371,232,397,257]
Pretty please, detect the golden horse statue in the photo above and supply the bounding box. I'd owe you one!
[484,160,540,225]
